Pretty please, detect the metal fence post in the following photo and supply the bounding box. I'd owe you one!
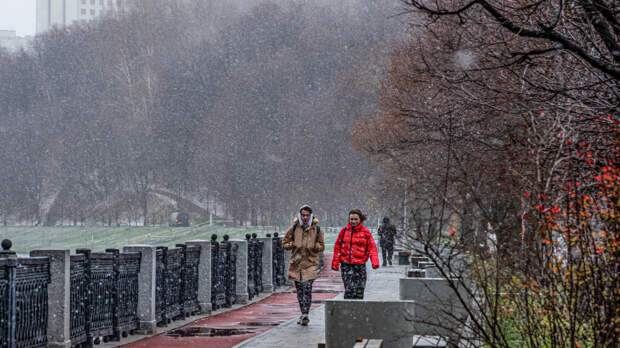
[0,239,17,348]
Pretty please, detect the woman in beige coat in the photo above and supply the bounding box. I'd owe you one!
[282,204,324,326]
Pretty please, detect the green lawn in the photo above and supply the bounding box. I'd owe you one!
[0,225,354,255]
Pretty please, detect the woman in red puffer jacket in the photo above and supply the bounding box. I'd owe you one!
[331,209,380,299]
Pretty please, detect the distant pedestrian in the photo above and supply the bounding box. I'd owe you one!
[331,209,380,299]
[378,216,397,266]
[282,204,325,326]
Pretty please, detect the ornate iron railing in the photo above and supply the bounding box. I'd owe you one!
[69,254,88,346]
[163,247,182,322]
[210,235,226,310]
[0,230,253,346]
[116,251,140,337]
[0,258,11,348]
[179,245,200,315]
[270,233,285,287]
[246,234,257,300]
[80,251,115,341]
[15,257,50,348]
[105,249,141,340]
[253,234,264,293]
[155,247,165,325]
[220,237,236,307]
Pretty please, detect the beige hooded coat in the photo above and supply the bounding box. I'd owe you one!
[282,217,325,282]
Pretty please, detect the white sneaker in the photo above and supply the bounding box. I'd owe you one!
[296,315,303,325]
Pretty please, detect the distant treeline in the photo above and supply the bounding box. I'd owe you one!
[0,0,403,226]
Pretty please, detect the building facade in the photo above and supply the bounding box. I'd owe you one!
[0,30,31,51]
[36,0,130,34]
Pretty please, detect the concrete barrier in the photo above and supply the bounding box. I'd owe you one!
[230,240,249,304]
[399,277,469,339]
[324,299,417,348]
[258,237,274,293]
[123,245,157,334]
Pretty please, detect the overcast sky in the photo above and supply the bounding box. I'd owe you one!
[0,0,36,36]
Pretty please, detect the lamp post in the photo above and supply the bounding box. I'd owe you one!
[397,177,408,233]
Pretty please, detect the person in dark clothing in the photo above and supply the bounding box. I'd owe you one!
[331,209,380,299]
[378,216,397,266]
[282,204,324,326]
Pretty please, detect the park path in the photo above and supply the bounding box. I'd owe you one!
[119,252,343,348]
[234,255,404,348]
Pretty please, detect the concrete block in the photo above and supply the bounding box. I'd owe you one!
[258,237,273,293]
[412,335,447,347]
[123,245,157,334]
[399,278,470,338]
[324,299,417,348]
[407,269,426,278]
[230,240,249,304]
[186,240,212,314]
[30,249,71,348]
[410,256,429,269]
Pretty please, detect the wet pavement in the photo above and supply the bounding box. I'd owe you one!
[116,252,345,348]
[234,259,405,348]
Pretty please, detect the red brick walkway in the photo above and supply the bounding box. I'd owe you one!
[120,253,342,348]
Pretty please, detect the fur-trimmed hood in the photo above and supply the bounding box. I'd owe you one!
[293,216,319,227]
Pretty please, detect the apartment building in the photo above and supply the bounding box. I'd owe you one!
[36,0,130,34]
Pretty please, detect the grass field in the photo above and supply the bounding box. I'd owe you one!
[0,225,364,255]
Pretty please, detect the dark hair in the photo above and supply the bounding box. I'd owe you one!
[299,204,312,214]
[349,209,367,222]
[383,217,390,223]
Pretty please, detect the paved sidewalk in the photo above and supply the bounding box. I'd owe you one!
[113,252,405,348]
[234,261,406,348]
[116,253,347,348]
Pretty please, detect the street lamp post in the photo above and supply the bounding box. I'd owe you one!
[397,177,408,233]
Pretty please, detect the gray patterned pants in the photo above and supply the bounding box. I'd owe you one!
[341,263,367,299]
[294,280,314,314]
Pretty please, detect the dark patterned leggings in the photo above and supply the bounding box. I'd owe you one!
[294,280,314,314]
[341,263,367,299]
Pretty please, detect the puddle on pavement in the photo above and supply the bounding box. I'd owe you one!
[283,289,340,294]
[237,321,282,326]
[166,327,255,337]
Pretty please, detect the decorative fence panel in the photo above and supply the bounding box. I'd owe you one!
[246,234,257,300]
[254,236,264,293]
[155,248,165,325]
[83,251,115,341]
[0,258,11,348]
[69,254,88,346]
[180,245,200,315]
[109,249,141,339]
[210,236,226,310]
[163,248,182,321]
[271,233,285,287]
[15,257,50,348]
[220,239,236,307]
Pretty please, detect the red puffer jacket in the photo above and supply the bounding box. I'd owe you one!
[331,223,380,271]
